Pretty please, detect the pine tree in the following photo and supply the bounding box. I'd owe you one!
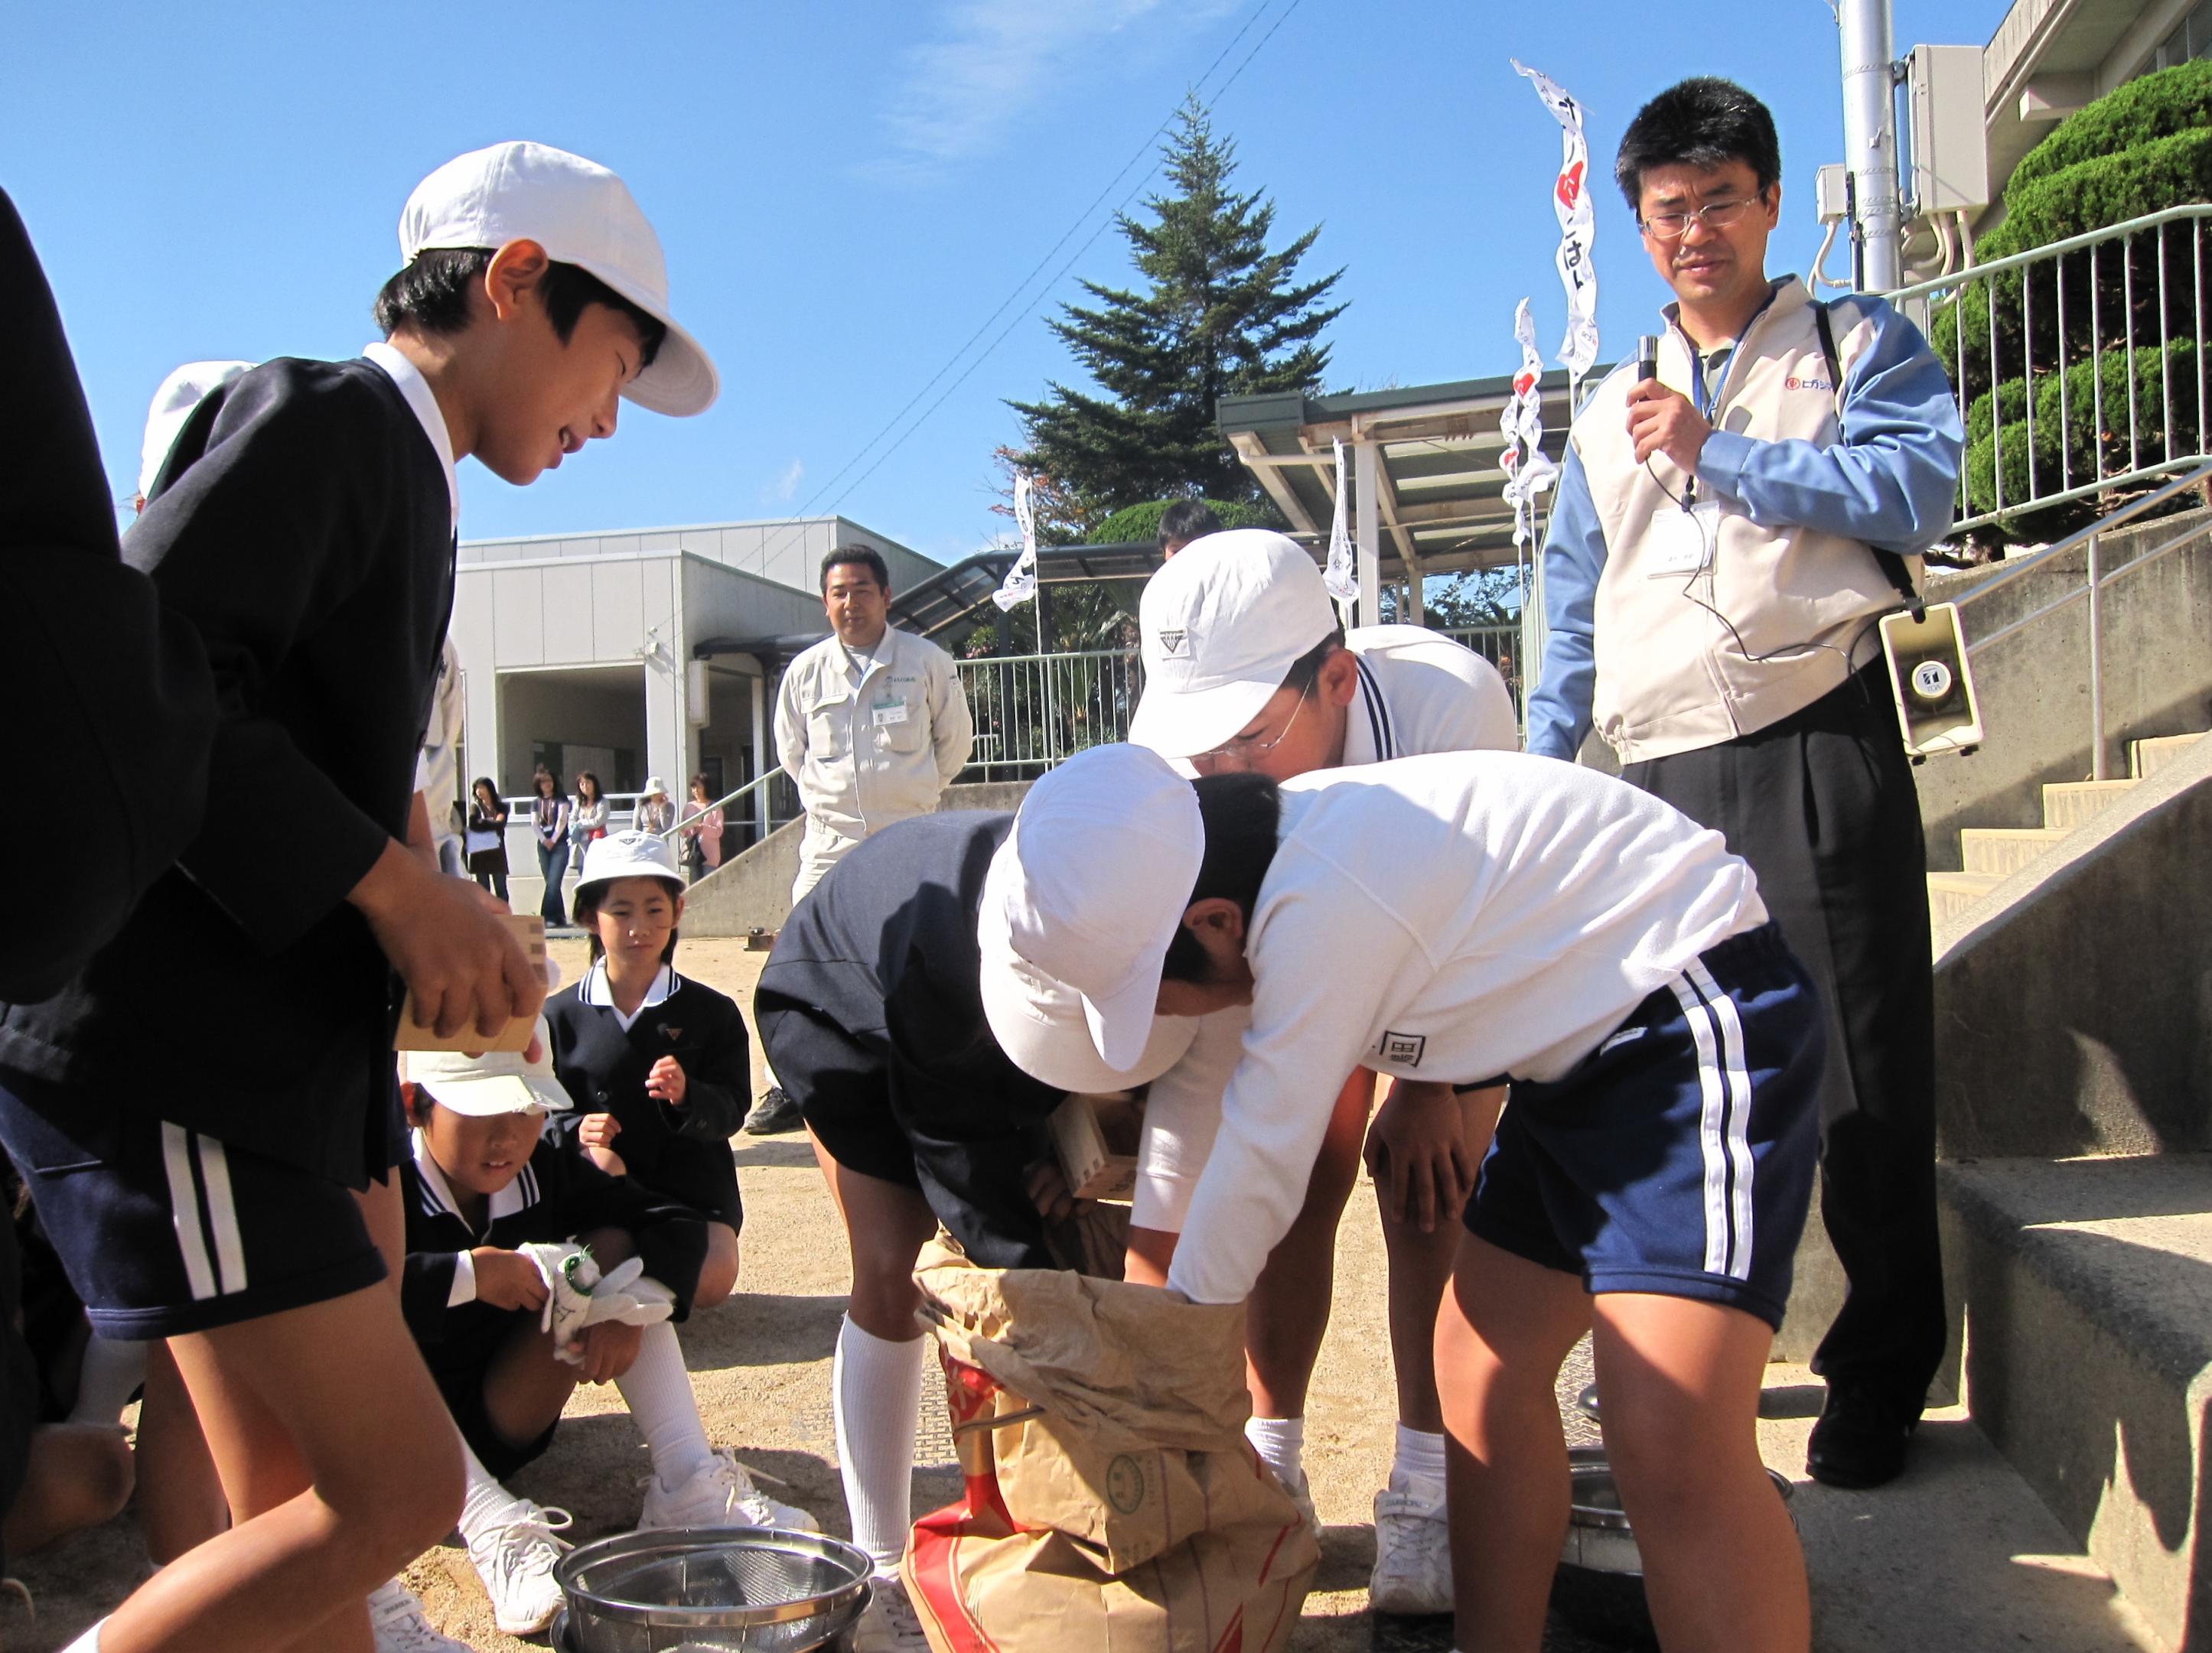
[1011,96,1346,527]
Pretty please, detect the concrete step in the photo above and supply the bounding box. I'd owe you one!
[1941,1154,2212,1651]
[1928,870,2004,926]
[2044,779,2140,831]
[2132,731,2209,779]
[1749,1365,2158,1652]
[1959,826,2071,878]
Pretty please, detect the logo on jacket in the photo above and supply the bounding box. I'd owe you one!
[1156,629,1190,658]
[1380,1030,1426,1067]
[1784,374,1835,392]
[661,1027,682,1042]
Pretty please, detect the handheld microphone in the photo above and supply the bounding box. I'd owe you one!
[1637,335,1660,382]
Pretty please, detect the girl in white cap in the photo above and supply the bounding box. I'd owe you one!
[544,831,750,1308]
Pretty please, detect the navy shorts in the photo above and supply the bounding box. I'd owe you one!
[0,1075,386,1339]
[1465,926,1823,1331]
[432,1345,561,1480]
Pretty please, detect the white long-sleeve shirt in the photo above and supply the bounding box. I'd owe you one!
[1162,752,1767,1306]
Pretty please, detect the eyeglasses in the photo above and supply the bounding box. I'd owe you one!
[1194,683,1312,770]
[1638,195,1764,241]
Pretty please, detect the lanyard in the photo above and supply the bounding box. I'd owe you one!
[1676,281,1781,424]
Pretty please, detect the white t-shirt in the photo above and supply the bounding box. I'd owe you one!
[1340,625,1518,763]
[1158,752,1767,1306]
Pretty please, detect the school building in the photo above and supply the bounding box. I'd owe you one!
[445,514,938,813]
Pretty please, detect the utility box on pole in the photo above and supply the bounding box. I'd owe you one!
[1904,44,1990,216]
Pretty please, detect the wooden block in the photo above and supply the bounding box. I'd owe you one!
[394,914,545,1053]
[1048,1092,1141,1202]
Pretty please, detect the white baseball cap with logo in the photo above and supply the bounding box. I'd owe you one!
[399,141,718,418]
[575,829,681,896]
[402,1019,572,1115]
[1127,529,1339,760]
[139,360,254,499]
[978,744,1203,1072]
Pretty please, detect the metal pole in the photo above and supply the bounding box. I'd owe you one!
[2087,533,2106,780]
[1354,441,1383,629]
[1839,0,1904,293]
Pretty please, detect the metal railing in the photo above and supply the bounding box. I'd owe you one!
[956,648,1145,777]
[1891,203,2212,532]
[1953,461,2212,779]
[650,766,800,851]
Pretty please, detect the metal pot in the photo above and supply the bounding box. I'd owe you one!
[553,1527,874,1653]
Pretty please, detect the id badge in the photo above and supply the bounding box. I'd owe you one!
[1647,499,1718,577]
[872,695,911,727]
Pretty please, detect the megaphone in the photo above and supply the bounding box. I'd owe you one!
[1879,601,1983,761]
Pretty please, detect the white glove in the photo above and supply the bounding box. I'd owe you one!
[520,1242,677,1366]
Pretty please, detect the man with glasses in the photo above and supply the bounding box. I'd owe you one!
[1526,77,1963,1489]
[1121,527,1514,1614]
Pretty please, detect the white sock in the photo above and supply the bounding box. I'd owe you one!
[1392,1423,1448,1486]
[616,1323,715,1491]
[69,1336,148,1424]
[458,1442,522,1544]
[1245,1414,1305,1485]
[62,1619,105,1651]
[832,1316,927,1571]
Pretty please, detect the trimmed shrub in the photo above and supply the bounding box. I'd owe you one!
[2005,60,2212,195]
[1089,495,1276,545]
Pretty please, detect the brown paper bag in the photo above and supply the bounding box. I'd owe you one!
[903,1237,1318,1653]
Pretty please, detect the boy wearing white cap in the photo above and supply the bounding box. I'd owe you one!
[1124,527,1516,1611]
[3,142,716,1653]
[400,1030,810,1638]
[753,783,1195,1652]
[991,746,1823,1653]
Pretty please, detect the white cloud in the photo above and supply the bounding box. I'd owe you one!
[766,457,804,504]
[872,0,1242,180]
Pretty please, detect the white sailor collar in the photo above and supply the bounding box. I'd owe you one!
[582,960,682,1033]
[410,1126,542,1234]
[1340,652,1398,766]
[361,341,460,527]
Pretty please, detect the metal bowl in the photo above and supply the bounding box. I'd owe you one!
[1550,1446,1795,1645]
[554,1527,875,1653]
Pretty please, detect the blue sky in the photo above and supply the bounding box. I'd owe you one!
[6,0,2008,568]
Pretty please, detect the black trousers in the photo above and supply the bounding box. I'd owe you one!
[1623,662,1945,1412]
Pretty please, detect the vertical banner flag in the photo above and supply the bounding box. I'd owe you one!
[992,470,1040,610]
[1498,299,1559,547]
[1513,60,1600,383]
[1323,438,1360,609]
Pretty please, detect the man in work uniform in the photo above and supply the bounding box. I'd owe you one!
[746,544,973,1133]
[1525,76,1963,1488]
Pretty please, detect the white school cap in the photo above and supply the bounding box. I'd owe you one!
[575,830,680,895]
[402,1019,572,1115]
[399,141,718,418]
[1127,529,1339,760]
[138,360,253,498]
[979,744,1202,1072]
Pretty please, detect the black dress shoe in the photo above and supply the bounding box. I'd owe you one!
[1806,1387,1917,1488]
[743,1086,803,1135]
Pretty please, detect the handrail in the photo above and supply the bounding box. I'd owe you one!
[1953,462,2212,608]
[1885,202,2212,303]
[657,766,789,844]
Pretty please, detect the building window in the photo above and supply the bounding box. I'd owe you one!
[2154,0,2212,68]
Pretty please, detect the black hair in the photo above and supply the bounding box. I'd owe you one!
[1158,500,1224,552]
[1614,77,1781,212]
[575,771,603,803]
[1161,773,1282,983]
[1278,625,1347,695]
[471,775,500,801]
[821,545,891,594]
[573,874,686,965]
[372,248,667,366]
[533,763,562,796]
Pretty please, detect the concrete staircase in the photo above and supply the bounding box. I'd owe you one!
[1927,732,2206,927]
[1930,731,2212,1651]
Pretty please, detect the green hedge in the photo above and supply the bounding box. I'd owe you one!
[1962,337,2207,533]
[2005,60,2212,195]
[1089,495,1276,545]
[1977,126,2212,264]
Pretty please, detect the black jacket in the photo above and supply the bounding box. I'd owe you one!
[0,356,454,1187]
[0,187,216,1001]
[399,1130,708,1381]
[545,969,748,1229]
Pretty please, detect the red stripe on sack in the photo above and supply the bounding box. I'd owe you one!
[908,1519,997,1653]
[1210,1605,1246,1653]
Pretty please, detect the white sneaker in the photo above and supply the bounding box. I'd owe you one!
[464,1499,574,1635]
[366,1578,471,1652]
[637,1449,819,1533]
[851,1570,932,1653]
[1369,1471,1451,1616]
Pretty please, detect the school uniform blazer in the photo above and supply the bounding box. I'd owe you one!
[0,187,217,1001]
[543,973,748,1228]
[0,357,454,1188]
[399,1133,708,1375]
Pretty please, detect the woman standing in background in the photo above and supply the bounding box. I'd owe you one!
[679,775,726,884]
[572,770,611,851]
[467,777,510,901]
[532,766,572,929]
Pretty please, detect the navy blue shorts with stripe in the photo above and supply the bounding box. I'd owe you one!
[1465,925,1823,1331]
[0,1073,386,1339]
